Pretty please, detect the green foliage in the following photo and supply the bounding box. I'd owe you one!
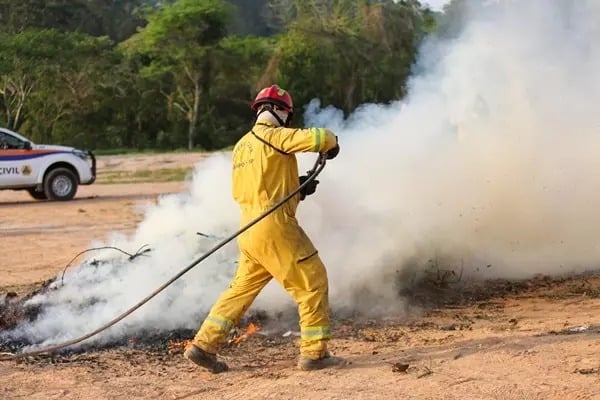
[225,0,282,36]
[0,0,441,151]
[0,0,151,41]
[0,29,116,145]
[267,0,433,121]
[123,0,234,150]
[201,35,275,148]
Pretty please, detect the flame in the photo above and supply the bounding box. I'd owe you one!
[168,339,191,354]
[230,322,261,345]
[167,322,261,352]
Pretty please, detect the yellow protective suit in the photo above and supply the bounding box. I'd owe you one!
[192,120,338,359]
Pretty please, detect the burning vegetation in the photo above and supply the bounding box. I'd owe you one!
[2,263,598,361]
[0,271,269,358]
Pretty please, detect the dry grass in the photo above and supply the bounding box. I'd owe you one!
[96,167,192,184]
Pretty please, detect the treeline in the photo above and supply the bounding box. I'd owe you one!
[0,0,458,151]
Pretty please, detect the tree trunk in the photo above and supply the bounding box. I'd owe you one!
[188,80,201,150]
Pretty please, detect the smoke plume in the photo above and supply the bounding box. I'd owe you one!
[5,0,600,346]
[305,0,600,308]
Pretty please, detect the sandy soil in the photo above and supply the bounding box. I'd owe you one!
[1,153,599,400]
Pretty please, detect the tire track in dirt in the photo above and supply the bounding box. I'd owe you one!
[0,222,137,237]
[0,189,183,208]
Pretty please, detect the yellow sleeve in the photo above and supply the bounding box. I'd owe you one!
[268,127,337,154]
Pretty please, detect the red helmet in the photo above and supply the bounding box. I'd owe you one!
[251,84,293,112]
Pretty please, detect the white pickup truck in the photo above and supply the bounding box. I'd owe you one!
[0,127,96,201]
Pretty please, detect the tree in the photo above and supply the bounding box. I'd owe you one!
[0,0,152,41]
[0,45,32,130]
[0,29,116,145]
[0,0,437,151]
[202,34,275,149]
[122,0,233,150]
[263,0,434,121]
[0,0,85,34]
[225,0,279,36]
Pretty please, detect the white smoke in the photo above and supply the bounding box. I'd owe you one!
[306,0,600,308]
[11,155,242,346]
[7,0,600,346]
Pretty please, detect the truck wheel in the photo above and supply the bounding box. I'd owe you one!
[27,188,47,200]
[44,167,78,201]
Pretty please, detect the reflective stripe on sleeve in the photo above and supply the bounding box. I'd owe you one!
[310,128,326,152]
[301,325,331,340]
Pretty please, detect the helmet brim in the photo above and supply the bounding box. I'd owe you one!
[251,98,293,112]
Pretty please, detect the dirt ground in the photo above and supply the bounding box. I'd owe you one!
[1,153,599,400]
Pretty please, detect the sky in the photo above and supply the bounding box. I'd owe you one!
[422,0,451,11]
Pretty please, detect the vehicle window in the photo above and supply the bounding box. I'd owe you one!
[0,132,26,149]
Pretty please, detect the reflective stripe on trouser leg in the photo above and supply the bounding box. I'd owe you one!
[286,254,331,360]
[300,325,332,359]
[193,314,234,354]
[301,326,331,340]
[192,253,271,354]
[240,211,332,359]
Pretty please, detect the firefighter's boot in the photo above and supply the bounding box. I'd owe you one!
[297,353,348,371]
[184,344,229,373]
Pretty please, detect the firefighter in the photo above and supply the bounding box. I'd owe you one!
[185,84,344,372]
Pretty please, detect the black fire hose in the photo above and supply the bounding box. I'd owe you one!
[0,153,328,360]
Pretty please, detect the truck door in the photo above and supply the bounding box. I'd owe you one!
[0,131,37,187]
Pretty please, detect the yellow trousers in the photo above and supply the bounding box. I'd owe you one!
[192,210,330,359]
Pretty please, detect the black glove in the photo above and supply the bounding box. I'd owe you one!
[299,175,319,201]
[326,143,340,160]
